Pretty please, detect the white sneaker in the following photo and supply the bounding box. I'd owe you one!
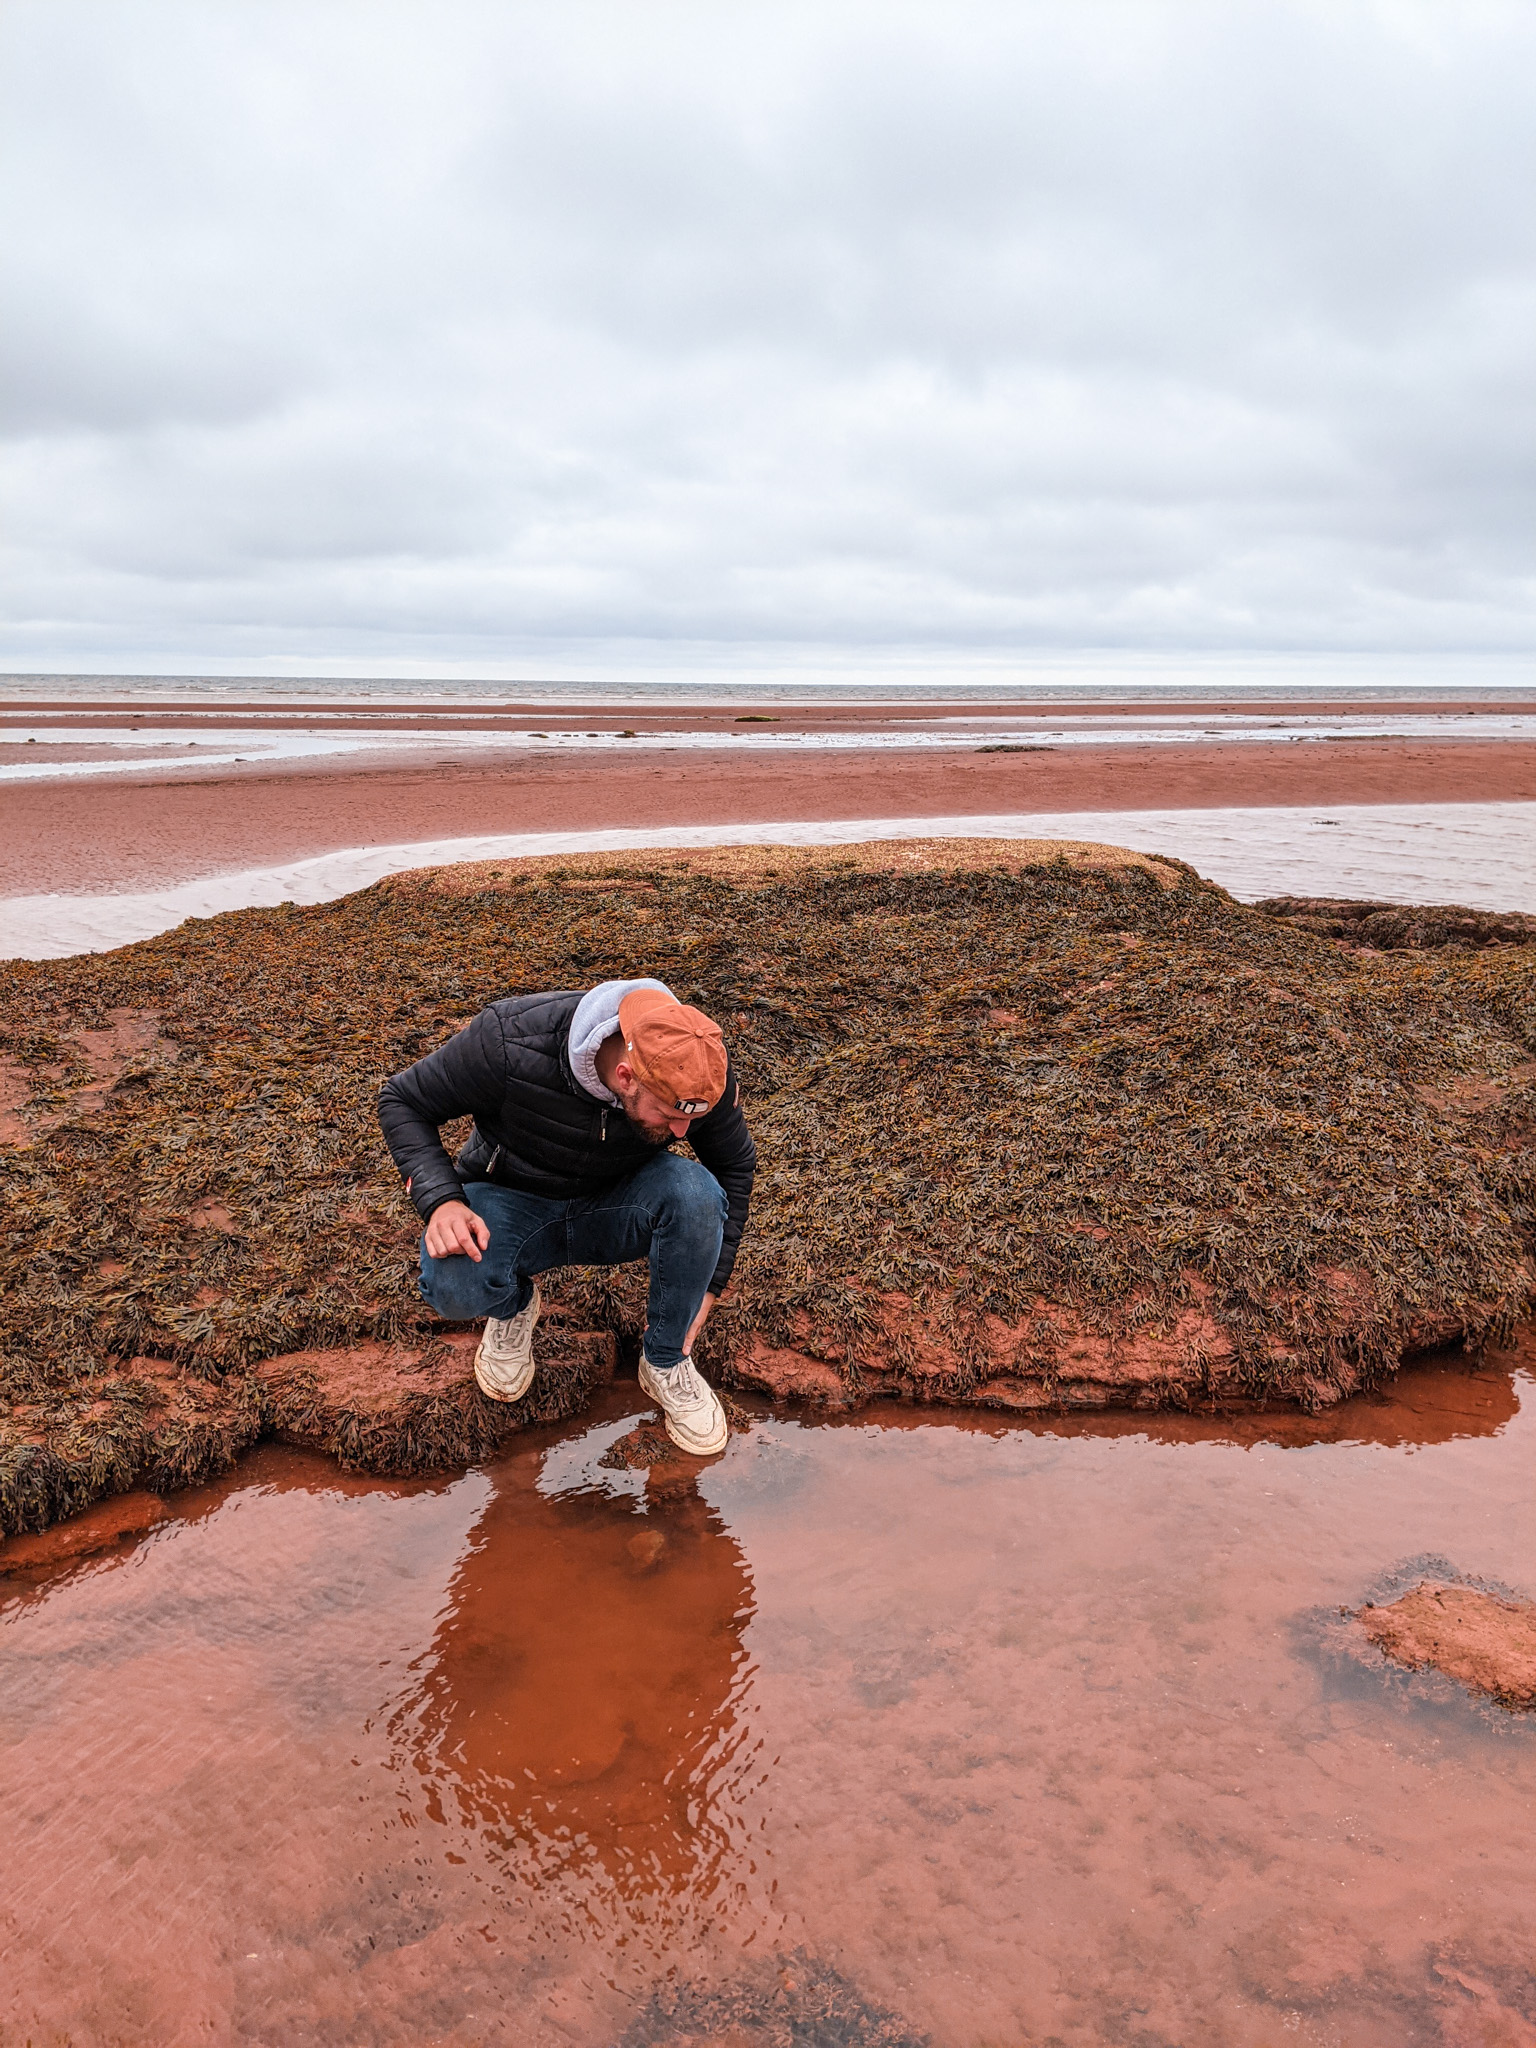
[474,1283,541,1402]
[638,1352,729,1456]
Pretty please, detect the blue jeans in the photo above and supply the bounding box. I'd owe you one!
[418,1149,727,1370]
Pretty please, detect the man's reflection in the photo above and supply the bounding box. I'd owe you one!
[396,1455,756,1896]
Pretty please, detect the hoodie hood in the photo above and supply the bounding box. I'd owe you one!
[567,977,674,1104]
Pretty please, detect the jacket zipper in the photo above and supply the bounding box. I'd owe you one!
[601,1110,608,1141]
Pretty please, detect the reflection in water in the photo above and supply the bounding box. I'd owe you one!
[822,1337,1524,1457]
[1,1341,1535,2048]
[1025,1339,1525,1451]
[395,1467,757,1895]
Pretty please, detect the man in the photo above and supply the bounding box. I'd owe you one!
[378,977,755,1455]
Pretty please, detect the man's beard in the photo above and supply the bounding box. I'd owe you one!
[621,1105,674,1147]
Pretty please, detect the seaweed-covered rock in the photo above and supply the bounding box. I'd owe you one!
[3,837,1534,1531]
[252,1324,618,1473]
[1258,895,1536,952]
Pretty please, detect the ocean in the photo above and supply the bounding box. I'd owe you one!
[3,657,1533,710]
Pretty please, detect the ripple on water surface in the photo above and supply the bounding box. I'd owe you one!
[3,1335,1535,2048]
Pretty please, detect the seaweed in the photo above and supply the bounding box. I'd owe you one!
[617,1948,928,2047]
[2,839,1533,1533]
[1258,896,1536,952]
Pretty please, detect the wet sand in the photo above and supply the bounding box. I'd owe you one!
[8,735,1536,894]
[3,1332,1534,2047]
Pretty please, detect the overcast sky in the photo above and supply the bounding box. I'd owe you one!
[2,1,1532,682]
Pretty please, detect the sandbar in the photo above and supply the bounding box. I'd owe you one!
[7,729,1536,895]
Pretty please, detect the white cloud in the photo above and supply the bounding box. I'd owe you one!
[2,0,1533,677]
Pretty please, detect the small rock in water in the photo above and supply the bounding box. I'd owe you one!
[627,1529,667,1570]
[1357,1581,1536,1709]
[599,1422,678,1471]
[1,1492,168,1575]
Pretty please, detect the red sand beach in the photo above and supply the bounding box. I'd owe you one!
[6,719,1536,894]
[6,703,1536,2044]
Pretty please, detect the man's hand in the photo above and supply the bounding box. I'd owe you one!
[683,1291,717,1359]
[425,1200,491,1262]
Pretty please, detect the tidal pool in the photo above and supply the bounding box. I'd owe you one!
[3,1333,1534,2047]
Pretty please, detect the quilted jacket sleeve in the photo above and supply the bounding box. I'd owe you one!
[687,1057,758,1294]
[378,1009,507,1223]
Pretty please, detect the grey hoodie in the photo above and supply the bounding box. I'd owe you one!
[566,976,673,1104]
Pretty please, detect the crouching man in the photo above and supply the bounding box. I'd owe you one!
[377,978,755,1455]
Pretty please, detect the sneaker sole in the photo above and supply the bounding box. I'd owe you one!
[659,1411,729,1457]
[473,1356,536,1403]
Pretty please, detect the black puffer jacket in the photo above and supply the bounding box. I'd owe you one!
[377,991,756,1294]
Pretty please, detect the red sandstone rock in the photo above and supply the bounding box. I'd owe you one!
[249,1325,619,1473]
[1431,1964,1536,2048]
[719,1273,1476,1415]
[1357,1583,1536,1710]
[2,1326,623,1529]
[0,1490,169,1575]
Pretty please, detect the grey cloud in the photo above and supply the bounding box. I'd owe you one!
[1,0,1533,672]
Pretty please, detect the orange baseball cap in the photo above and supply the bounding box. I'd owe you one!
[617,988,727,1115]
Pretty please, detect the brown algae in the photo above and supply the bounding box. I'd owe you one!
[2,837,1534,1534]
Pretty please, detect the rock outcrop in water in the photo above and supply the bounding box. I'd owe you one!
[1314,1554,1536,1718]
[1357,1580,1536,1710]
[3,838,1534,1533]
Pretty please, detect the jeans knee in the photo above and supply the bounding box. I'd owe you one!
[656,1155,727,1234]
[420,1242,522,1321]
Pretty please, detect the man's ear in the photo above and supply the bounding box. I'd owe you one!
[611,1057,636,1093]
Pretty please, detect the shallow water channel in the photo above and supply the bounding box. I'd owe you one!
[4,1335,1535,2047]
